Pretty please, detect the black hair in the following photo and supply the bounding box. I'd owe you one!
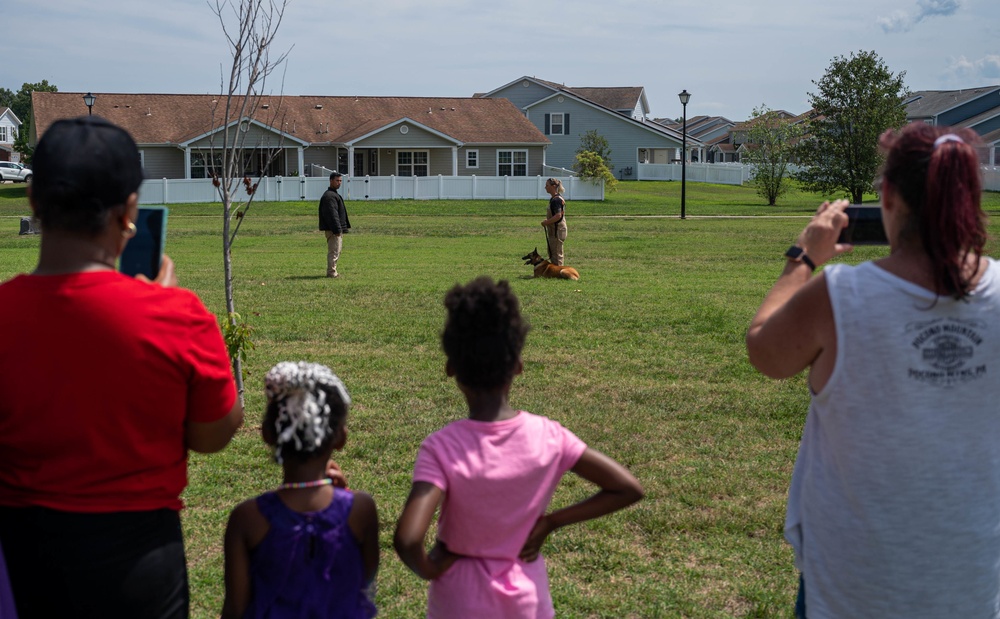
[441,277,530,389]
[31,116,144,236]
[263,361,351,464]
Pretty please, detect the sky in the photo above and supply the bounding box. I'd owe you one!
[5,0,999,123]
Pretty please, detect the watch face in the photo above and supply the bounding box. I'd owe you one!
[785,246,804,260]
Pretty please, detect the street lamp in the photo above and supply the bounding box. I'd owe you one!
[678,89,691,219]
[83,92,96,116]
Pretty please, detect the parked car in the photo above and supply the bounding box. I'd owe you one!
[0,162,32,183]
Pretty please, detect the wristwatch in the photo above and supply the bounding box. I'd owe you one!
[784,246,816,271]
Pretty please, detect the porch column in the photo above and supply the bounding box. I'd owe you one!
[297,146,304,176]
[184,148,191,179]
[348,146,355,176]
[452,146,458,176]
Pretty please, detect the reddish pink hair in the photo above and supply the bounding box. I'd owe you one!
[879,123,985,299]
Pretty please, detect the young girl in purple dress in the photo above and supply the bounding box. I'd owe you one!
[222,362,379,619]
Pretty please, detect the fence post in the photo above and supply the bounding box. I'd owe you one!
[300,177,306,200]
[391,175,396,200]
[438,174,444,199]
[162,178,168,204]
[472,175,477,199]
[504,176,509,200]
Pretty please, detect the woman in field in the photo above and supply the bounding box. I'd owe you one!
[746,123,1000,618]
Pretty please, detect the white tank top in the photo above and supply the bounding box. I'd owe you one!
[786,258,1000,618]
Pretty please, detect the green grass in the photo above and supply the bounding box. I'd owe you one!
[3,180,1000,618]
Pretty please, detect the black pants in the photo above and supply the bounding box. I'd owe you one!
[0,506,189,619]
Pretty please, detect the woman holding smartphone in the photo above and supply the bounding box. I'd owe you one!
[747,123,1000,618]
[0,116,243,619]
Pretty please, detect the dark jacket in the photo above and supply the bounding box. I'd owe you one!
[318,188,351,234]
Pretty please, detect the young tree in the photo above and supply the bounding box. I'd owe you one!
[796,50,908,203]
[576,130,613,172]
[574,151,617,192]
[742,105,803,206]
[209,0,291,399]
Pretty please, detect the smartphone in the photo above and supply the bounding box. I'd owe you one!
[838,205,888,245]
[119,206,168,278]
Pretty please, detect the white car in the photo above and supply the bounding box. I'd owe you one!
[0,162,32,183]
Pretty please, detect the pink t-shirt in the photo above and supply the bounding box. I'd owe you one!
[413,411,587,618]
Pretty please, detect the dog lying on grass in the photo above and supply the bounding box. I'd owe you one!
[522,248,580,280]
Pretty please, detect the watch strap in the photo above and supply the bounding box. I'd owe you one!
[785,245,816,272]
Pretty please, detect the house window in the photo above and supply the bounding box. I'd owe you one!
[497,150,527,176]
[0,126,8,142]
[466,150,478,169]
[550,113,565,135]
[398,150,429,176]
[190,151,223,179]
[544,113,569,136]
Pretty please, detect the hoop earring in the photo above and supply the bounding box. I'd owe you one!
[122,221,137,239]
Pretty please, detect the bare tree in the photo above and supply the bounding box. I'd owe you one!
[209,0,291,400]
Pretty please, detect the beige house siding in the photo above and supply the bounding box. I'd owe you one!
[358,123,454,148]
[304,146,339,171]
[141,147,184,179]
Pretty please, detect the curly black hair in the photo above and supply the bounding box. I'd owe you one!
[441,277,530,389]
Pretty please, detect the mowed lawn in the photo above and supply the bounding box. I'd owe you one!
[3,181,1000,618]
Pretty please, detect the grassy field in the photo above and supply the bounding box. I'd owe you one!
[3,180,1000,618]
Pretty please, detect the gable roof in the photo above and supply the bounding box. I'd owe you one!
[0,107,21,125]
[31,92,549,147]
[480,76,649,116]
[526,89,696,146]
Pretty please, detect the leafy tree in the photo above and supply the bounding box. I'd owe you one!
[576,130,612,171]
[742,105,803,206]
[208,0,290,399]
[796,50,908,203]
[575,150,617,192]
[1,80,58,164]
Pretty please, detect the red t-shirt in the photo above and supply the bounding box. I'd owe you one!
[0,271,237,512]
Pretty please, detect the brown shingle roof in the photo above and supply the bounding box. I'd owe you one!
[561,87,643,111]
[31,93,549,146]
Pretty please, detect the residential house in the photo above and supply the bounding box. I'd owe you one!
[707,111,800,164]
[653,115,735,162]
[905,86,1000,165]
[30,92,550,179]
[478,77,697,180]
[0,107,21,162]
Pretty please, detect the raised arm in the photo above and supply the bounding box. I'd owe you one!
[746,199,850,384]
[519,447,643,562]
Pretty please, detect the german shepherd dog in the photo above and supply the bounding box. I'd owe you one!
[522,248,580,280]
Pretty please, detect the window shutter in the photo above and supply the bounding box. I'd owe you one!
[565,114,570,134]
[544,114,550,135]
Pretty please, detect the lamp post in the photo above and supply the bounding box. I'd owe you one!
[677,89,691,219]
[83,92,96,116]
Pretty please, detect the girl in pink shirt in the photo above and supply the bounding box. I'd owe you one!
[394,277,644,618]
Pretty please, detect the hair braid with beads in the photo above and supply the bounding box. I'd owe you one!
[264,361,351,464]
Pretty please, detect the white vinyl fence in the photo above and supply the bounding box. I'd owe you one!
[639,162,1000,192]
[637,162,753,185]
[984,167,1000,192]
[138,175,604,205]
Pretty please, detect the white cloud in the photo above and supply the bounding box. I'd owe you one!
[946,54,1000,81]
[879,0,961,33]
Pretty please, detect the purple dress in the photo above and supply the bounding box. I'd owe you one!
[245,489,375,619]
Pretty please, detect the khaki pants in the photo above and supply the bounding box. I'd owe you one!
[546,224,567,266]
[325,231,343,276]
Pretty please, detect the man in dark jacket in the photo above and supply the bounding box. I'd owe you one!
[317,171,351,277]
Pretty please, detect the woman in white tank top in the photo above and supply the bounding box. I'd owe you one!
[747,123,997,619]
